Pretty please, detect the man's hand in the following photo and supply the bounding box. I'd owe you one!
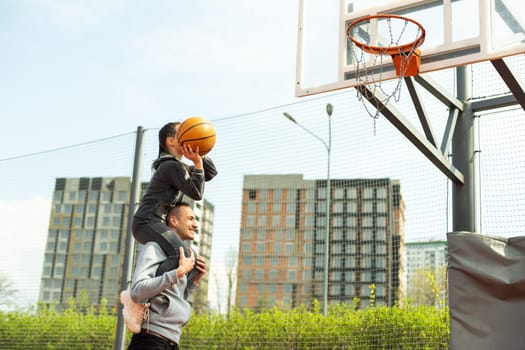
[176,247,195,279]
[192,255,207,284]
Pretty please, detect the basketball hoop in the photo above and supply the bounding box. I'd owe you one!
[346,14,426,131]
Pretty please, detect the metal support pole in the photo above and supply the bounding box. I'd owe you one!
[452,67,477,232]
[114,126,145,350]
[284,104,333,316]
[323,106,332,316]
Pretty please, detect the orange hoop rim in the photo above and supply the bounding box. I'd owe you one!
[346,13,426,56]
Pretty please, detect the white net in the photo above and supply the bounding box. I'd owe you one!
[347,15,425,127]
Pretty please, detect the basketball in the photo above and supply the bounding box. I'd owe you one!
[177,117,216,156]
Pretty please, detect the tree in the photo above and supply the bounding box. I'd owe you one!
[407,266,447,307]
[224,245,237,314]
[0,275,18,309]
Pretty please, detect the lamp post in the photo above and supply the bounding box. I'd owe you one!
[283,103,333,316]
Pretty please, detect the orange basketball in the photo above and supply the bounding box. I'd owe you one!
[177,117,216,156]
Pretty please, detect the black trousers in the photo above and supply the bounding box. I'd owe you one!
[128,331,179,350]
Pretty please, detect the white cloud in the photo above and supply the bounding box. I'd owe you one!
[0,197,51,309]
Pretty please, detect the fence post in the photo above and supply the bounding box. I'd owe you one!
[114,126,145,350]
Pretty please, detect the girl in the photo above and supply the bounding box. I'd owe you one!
[132,121,217,261]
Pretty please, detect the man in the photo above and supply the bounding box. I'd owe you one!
[127,202,207,350]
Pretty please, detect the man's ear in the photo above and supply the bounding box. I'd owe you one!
[168,214,177,228]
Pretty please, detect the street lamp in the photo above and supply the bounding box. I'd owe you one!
[283,103,333,316]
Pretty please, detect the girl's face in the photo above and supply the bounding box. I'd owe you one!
[169,124,183,155]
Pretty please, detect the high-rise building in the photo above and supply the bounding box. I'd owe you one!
[39,177,214,312]
[236,174,405,310]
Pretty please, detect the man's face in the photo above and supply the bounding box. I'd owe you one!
[170,206,198,241]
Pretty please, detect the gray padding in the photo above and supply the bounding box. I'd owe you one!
[448,231,525,350]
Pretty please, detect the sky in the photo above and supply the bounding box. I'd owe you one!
[0,0,301,310]
[0,0,524,312]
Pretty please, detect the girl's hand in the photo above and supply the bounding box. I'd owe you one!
[182,144,203,168]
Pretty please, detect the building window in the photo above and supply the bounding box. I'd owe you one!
[305,189,315,200]
[345,229,356,240]
[333,256,343,268]
[363,243,375,256]
[362,271,373,282]
[334,201,344,213]
[376,229,386,241]
[332,244,343,254]
[376,200,387,213]
[346,257,356,268]
[363,217,374,227]
[286,215,295,228]
[364,188,374,199]
[116,191,126,202]
[375,257,386,268]
[330,285,341,296]
[345,243,356,254]
[304,216,314,227]
[102,192,111,202]
[273,189,281,200]
[54,191,63,202]
[346,201,357,213]
[248,190,256,200]
[305,202,315,213]
[247,203,256,213]
[375,284,385,297]
[362,256,373,268]
[345,271,354,281]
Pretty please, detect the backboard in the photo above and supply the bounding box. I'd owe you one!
[296,0,525,97]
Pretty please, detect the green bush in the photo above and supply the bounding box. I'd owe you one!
[0,300,449,349]
[182,300,449,349]
[0,299,117,350]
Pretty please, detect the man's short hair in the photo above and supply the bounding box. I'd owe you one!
[167,201,191,219]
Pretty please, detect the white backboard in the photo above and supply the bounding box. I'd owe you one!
[296,0,525,97]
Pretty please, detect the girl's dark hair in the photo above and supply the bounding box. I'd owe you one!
[158,122,180,157]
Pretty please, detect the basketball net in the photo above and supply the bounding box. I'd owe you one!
[346,14,425,134]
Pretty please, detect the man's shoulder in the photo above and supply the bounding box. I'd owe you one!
[140,242,168,258]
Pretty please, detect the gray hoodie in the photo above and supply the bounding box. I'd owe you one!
[129,241,198,345]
